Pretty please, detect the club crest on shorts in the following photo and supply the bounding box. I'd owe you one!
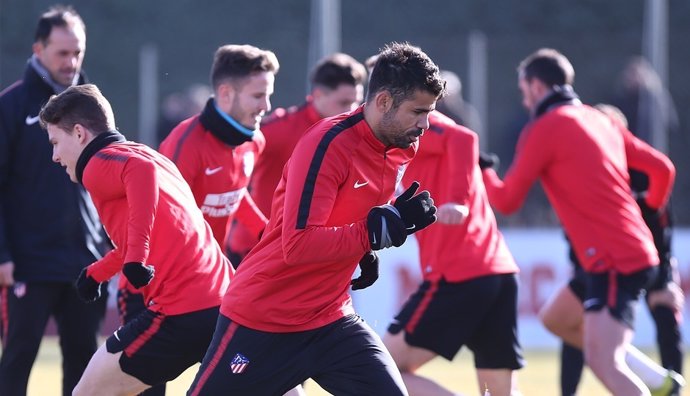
[13,282,26,298]
[230,352,250,374]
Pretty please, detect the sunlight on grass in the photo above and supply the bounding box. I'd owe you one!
[29,337,683,395]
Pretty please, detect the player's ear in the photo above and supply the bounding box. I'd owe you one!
[374,90,393,113]
[73,124,88,144]
[217,81,236,105]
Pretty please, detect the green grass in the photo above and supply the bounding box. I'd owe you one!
[28,336,688,395]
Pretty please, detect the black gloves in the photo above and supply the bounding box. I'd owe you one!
[351,251,379,291]
[367,204,408,250]
[123,262,155,289]
[76,262,153,302]
[75,268,105,302]
[392,181,437,234]
[366,181,437,250]
[479,151,499,170]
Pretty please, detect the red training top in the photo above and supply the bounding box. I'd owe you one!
[222,106,415,332]
[83,140,232,315]
[483,104,674,274]
[159,115,267,250]
[227,101,322,255]
[404,111,517,282]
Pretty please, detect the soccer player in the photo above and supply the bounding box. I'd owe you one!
[226,52,367,264]
[186,42,444,395]
[543,104,685,396]
[382,109,524,396]
[39,84,232,396]
[0,7,111,395]
[482,48,675,395]
[159,44,279,254]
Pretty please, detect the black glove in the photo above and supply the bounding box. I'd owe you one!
[122,262,155,289]
[367,204,408,250]
[351,251,379,291]
[478,151,500,170]
[75,268,104,302]
[393,181,437,234]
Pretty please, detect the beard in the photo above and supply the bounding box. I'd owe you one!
[379,110,423,149]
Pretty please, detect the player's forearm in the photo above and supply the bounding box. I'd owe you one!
[87,249,124,282]
[281,221,368,266]
[481,169,525,214]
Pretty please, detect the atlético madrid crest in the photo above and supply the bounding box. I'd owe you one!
[230,353,250,374]
[13,282,26,298]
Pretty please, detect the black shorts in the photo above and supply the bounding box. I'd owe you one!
[568,262,588,302]
[187,314,406,396]
[388,274,524,370]
[582,266,657,329]
[117,286,148,324]
[105,306,219,386]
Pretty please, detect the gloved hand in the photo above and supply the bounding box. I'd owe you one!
[351,251,379,291]
[478,151,500,170]
[122,262,155,289]
[367,204,408,250]
[75,268,105,302]
[393,181,437,234]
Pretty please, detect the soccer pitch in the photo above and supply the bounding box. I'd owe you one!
[23,336,644,395]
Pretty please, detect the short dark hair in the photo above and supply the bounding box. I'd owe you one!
[210,44,280,90]
[39,84,115,134]
[518,48,575,87]
[34,5,85,45]
[310,53,367,91]
[366,42,445,107]
[364,55,379,73]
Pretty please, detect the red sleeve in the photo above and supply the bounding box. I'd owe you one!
[446,128,475,204]
[231,192,268,238]
[483,124,547,214]
[234,133,268,236]
[622,127,675,209]
[122,157,158,264]
[87,248,123,282]
[280,138,369,266]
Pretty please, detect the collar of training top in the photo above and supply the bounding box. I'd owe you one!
[76,130,126,184]
[533,84,581,119]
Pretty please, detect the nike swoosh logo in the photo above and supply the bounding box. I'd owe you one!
[25,115,40,125]
[354,180,369,189]
[582,298,599,310]
[205,166,223,176]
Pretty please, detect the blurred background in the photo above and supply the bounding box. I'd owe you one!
[1,0,688,225]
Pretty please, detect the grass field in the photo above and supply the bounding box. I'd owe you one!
[28,336,689,395]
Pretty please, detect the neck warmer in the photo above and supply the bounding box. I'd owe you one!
[199,98,255,147]
[533,84,582,119]
[76,130,127,184]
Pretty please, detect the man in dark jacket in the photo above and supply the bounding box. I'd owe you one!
[0,6,110,396]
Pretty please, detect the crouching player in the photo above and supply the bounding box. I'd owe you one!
[40,84,232,396]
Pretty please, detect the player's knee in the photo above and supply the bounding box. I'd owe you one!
[538,307,561,335]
